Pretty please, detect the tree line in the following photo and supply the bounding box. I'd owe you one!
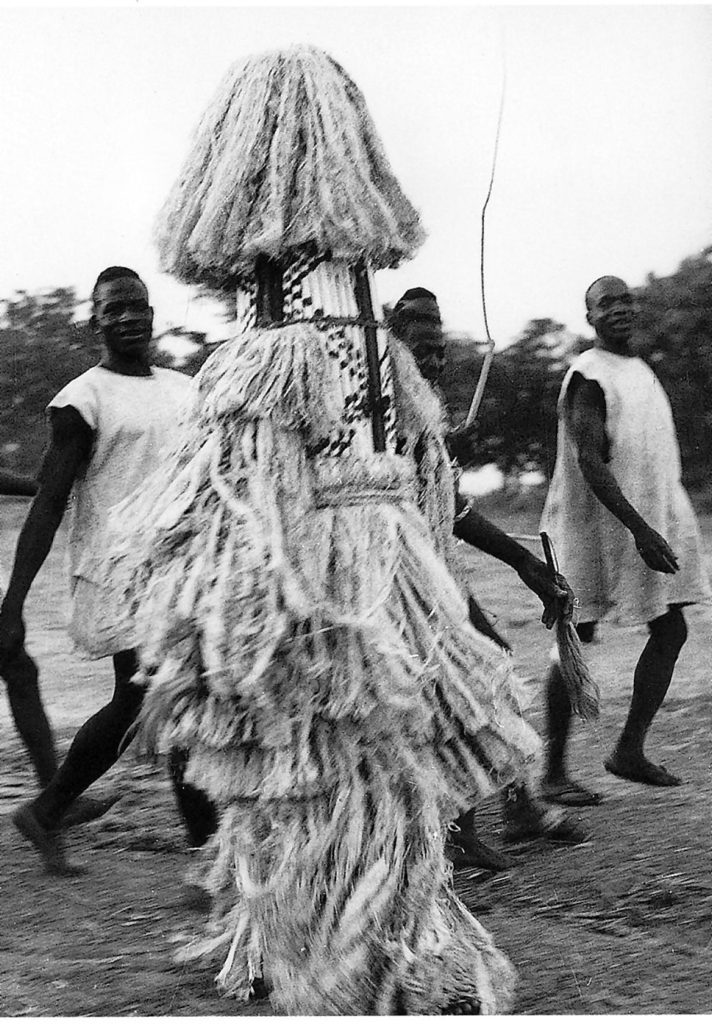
[0,290,214,475]
[440,247,712,492]
[1,248,711,491]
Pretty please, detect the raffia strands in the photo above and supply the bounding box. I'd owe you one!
[100,323,347,683]
[98,323,538,1013]
[556,620,600,721]
[388,337,456,548]
[195,321,346,437]
[389,334,504,606]
[177,768,516,1015]
[134,492,540,811]
[154,45,425,288]
[540,532,600,722]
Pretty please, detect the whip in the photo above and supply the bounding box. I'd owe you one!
[468,53,599,722]
[464,57,505,427]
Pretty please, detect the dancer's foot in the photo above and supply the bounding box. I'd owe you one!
[442,995,480,1014]
[541,777,602,806]
[60,794,120,829]
[445,833,514,871]
[604,752,681,787]
[13,803,86,877]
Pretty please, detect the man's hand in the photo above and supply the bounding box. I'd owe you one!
[445,420,480,467]
[0,607,26,666]
[516,554,576,629]
[633,524,679,574]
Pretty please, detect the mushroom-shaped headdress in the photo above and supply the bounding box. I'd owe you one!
[156,44,425,290]
[157,45,427,458]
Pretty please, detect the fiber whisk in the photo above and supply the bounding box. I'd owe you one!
[541,531,600,721]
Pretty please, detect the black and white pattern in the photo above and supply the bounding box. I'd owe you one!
[235,256,399,458]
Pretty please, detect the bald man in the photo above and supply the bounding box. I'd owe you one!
[540,275,711,805]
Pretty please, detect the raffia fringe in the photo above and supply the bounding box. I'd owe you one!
[99,325,536,1014]
[389,335,475,590]
[155,45,425,288]
[175,774,516,1014]
[556,619,600,720]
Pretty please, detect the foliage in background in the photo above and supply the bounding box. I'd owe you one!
[440,319,588,478]
[0,289,102,473]
[1,248,710,484]
[631,247,712,491]
[0,289,214,475]
[439,247,712,489]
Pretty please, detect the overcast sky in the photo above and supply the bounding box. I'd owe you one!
[0,3,710,346]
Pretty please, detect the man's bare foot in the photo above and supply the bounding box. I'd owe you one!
[541,778,602,806]
[13,804,86,877]
[604,753,681,787]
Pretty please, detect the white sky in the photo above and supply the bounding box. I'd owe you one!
[0,3,710,345]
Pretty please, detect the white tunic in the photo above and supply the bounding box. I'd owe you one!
[48,365,194,656]
[540,347,710,626]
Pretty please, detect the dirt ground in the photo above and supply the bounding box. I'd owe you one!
[1,492,711,1016]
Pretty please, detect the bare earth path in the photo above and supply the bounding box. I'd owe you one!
[1,494,711,1015]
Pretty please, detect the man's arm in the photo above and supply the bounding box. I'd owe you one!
[0,469,38,496]
[0,407,93,661]
[454,496,532,566]
[569,375,678,573]
[453,494,574,628]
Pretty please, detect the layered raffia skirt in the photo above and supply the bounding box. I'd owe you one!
[103,328,541,1014]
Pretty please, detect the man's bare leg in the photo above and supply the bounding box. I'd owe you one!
[168,747,219,848]
[2,647,57,786]
[605,605,685,786]
[542,622,602,806]
[13,649,141,875]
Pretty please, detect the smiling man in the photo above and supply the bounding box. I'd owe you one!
[540,275,711,805]
[0,267,215,874]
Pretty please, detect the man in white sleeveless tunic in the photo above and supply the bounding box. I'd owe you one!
[540,275,710,804]
[0,267,215,873]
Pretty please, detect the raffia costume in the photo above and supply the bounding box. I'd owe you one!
[104,46,542,1014]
